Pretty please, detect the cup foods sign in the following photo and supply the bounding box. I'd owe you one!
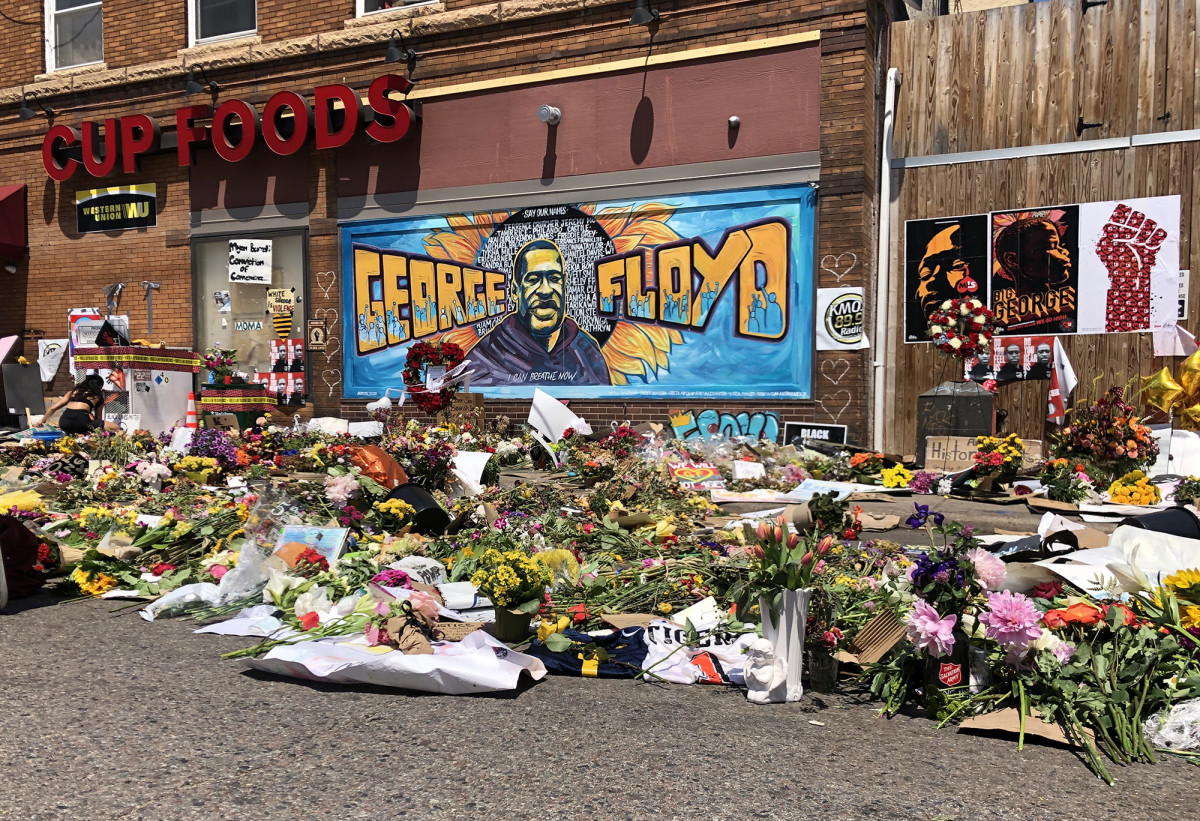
[42,74,416,182]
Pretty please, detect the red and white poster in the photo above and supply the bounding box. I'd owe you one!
[668,462,726,490]
[965,336,1054,383]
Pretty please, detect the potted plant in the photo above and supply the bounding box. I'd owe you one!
[204,345,239,385]
[470,548,550,642]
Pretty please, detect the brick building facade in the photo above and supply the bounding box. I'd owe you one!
[0,0,895,442]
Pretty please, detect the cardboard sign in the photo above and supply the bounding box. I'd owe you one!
[205,413,240,432]
[228,239,272,284]
[783,422,848,446]
[267,288,296,315]
[438,391,485,425]
[667,462,726,490]
[925,436,1042,472]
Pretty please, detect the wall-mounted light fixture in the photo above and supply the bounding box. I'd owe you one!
[3,263,17,274]
[385,29,420,75]
[630,0,659,25]
[184,64,219,97]
[537,105,562,126]
[18,91,54,121]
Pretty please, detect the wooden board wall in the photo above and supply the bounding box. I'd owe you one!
[884,0,1200,455]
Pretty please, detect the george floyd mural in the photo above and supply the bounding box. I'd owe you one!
[341,185,816,399]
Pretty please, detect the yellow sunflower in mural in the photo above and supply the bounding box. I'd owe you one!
[419,204,686,386]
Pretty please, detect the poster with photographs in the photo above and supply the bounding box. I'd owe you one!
[903,215,989,341]
[965,336,1054,383]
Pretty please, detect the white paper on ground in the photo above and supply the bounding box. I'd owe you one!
[307,417,350,436]
[1037,512,1085,539]
[1035,550,1121,598]
[451,451,493,496]
[348,421,384,438]
[140,582,222,620]
[195,606,289,638]
[528,388,591,442]
[438,581,488,611]
[732,461,767,480]
[169,427,194,452]
[672,596,723,632]
[246,630,546,695]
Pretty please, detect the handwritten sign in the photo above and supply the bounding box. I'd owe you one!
[229,239,272,284]
[267,288,295,314]
[667,462,726,490]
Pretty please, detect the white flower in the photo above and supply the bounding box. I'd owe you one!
[294,585,333,619]
[324,473,360,507]
[949,338,963,349]
[263,568,304,604]
[929,325,943,334]
[941,300,952,310]
[937,478,953,495]
[973,315,986,325]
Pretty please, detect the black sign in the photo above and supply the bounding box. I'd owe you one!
[76,186,156,234]
[784,422,847,446]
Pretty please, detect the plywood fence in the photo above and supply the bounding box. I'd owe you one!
[883,0,1200,455]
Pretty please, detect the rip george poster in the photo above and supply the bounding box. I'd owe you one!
[340,185,816,400]
[903,195,1180,340]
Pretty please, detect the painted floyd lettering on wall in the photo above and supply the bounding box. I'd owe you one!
[903,195,1180,341]
[669,408,781,443]
[340,185,816,399]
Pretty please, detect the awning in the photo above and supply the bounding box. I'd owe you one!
[0,184,28,260]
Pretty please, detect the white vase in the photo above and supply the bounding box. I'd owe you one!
[758,587,812,702]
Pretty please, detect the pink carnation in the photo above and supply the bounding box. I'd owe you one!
[1052,641,1076,664]
[978,591,1043,650]
[209,564,229,580]
[965,548,1007,591]
[905,599,958,658]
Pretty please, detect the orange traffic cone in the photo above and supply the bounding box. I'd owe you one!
[185,392,198,428]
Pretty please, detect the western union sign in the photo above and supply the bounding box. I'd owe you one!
[76,184,157,234]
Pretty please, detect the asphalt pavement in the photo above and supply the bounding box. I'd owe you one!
[4,553,1199,821]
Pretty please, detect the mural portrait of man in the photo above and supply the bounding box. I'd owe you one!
[990,206,1079,333]
[469,238,612,386]
[903,215,988,341]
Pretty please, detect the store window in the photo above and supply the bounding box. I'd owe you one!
[46,0,104,71]
[357,0,438,17]
[190,0,255,45]
[194,233,306,396]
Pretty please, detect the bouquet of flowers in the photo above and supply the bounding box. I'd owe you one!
[470,548,551,614]
[204,345,238,379]
[1037,458,1093,504]
[1106,470,1161,505]
[403,340,465,415]
[1172,476,1200,506]
[926,298,998,360]
[848,451,884,479]
[880,465,913,489]
[973,434,1024,480]
[1052,386,1159,480]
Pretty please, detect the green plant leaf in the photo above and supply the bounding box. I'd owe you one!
[544,632,573,652]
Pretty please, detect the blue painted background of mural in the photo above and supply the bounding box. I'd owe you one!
[340,184,815,400]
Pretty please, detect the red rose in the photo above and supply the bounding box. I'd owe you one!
[299,611,320,631]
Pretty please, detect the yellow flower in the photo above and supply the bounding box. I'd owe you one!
[658,602,673,614]
[1182,605,1200,628]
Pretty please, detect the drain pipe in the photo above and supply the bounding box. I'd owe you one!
[872,67,902,451]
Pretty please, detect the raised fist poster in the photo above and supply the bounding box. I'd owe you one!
[341,185,816,400]
[904,196,1179,342]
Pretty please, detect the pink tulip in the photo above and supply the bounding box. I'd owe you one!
[786,532,800,549]
[817,535,834,555]
[773,526,783,543]
[800,551,814,566]
[756,522,769,540]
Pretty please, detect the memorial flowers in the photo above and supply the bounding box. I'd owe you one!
[1052,386,1159,479]
[1106,470,1161,505]
[471,548,551,613]
[926,297,997,360]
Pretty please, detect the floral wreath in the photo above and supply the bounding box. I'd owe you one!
[927,298,999,361]
[403,340,465,414]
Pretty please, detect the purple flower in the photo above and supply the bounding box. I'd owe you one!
[1052,641,1076,664]
[979,591,1044,650]
[933,569,950,584]
[905,599,957,657]
[906,503,945,528]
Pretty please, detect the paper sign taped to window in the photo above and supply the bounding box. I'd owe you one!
[229,239,272,284]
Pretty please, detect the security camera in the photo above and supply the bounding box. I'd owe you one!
[537,105,562,125]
